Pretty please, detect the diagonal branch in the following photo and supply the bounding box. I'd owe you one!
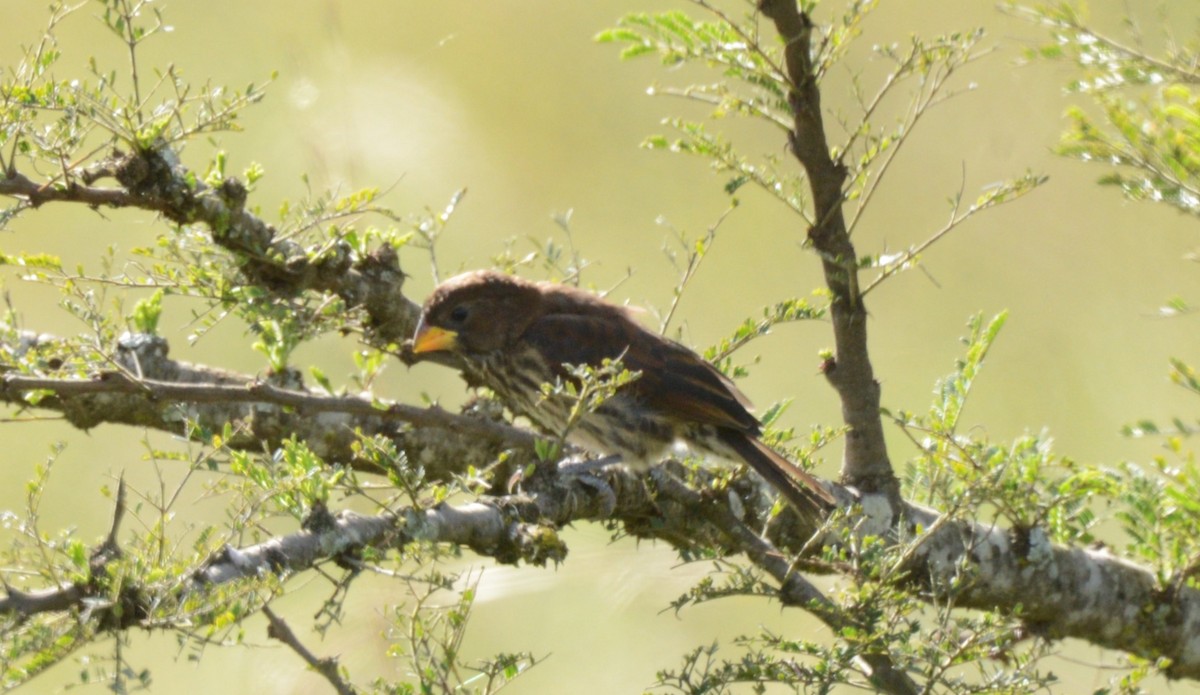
[263,605,358,695]
[653,472,919,695]
[893,499,1200,681]
[0,146,421,347]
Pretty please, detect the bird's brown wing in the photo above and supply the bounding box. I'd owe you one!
[524,312,835,515]
[521,313,760,433]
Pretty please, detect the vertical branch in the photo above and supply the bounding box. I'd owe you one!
[757,1,896,499]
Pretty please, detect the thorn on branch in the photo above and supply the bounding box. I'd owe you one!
[82,478,134,623]
[95,474,127,563]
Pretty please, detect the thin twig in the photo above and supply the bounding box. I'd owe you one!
[659,204,734,335]
[262,604,358,695]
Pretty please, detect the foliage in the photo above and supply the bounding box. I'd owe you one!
[0,0,1197,694]
[1012,3,1200,217]
[1015,0,1200,592]
[0,1,498,692]
[377,571,538,694]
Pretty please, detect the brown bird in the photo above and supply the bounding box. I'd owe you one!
[410,270,833,517]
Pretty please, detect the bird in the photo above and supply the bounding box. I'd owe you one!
[409,269,834,518]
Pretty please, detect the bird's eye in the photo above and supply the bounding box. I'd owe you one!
[448,305,469,323]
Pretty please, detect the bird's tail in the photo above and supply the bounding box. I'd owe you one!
[716,430,835,521]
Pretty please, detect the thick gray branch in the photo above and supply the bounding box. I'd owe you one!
[6,440,1200,680]
[864,500,1200,680]
[0,583,84,619]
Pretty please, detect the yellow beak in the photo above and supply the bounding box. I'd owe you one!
[412,324,459,354]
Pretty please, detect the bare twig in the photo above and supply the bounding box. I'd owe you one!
[658,204,734,335]
[263,605,358,695]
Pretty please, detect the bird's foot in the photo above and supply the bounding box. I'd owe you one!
[556,454,622,517]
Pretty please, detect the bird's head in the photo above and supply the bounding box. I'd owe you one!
[412,270,543,355]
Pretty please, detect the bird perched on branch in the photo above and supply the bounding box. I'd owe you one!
[410,269,833,518]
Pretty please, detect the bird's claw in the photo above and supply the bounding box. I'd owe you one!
[557,454,621,516]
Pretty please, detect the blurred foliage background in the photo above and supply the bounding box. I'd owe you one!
[0,1,1197,692]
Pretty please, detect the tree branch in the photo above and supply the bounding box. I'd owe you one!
[653,472,919,695]
[757,0,896,498]
[742,4,1200,678]
[894,500,1200,681]
[1,331,534,481]
[0,147,421,347]
[3,11,1196,686]
[6,445,1200,680]
[262,605,358,695]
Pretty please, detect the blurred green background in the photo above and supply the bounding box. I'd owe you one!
[1,1,1197,692]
